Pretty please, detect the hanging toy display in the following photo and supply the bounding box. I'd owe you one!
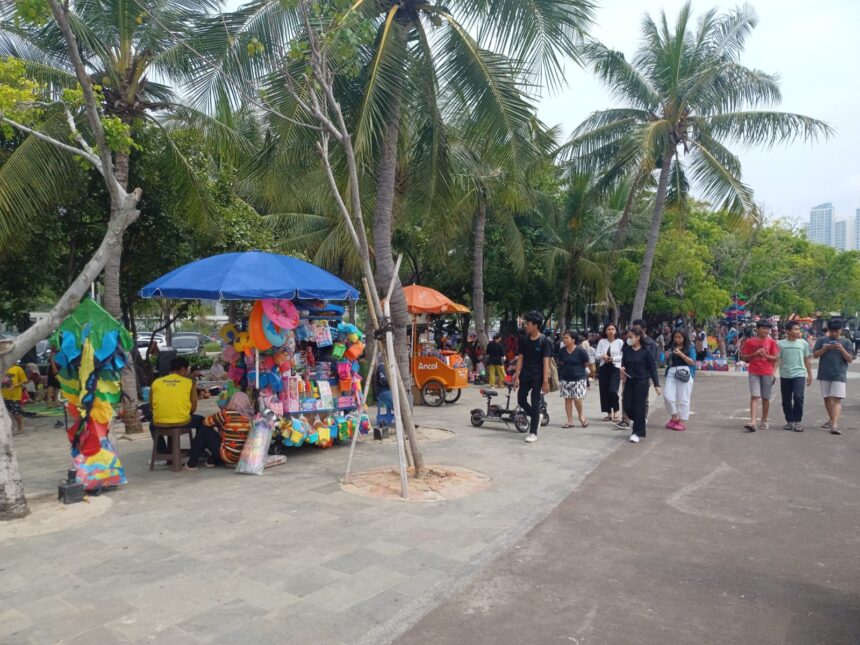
[215,298,367,454]
[51,299,130,492]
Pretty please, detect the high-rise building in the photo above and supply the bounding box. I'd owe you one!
[834,219,848,251]
[807,202,834,247]
[855,208,860,251]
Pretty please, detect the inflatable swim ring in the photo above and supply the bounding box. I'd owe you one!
[262,314,289,347]
[262,299,300,330]
[249,301,272,351]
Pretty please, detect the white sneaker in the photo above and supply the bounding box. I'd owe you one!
[525,433,538,443]
[628,434,640,443]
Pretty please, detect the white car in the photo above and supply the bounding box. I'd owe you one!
[136,334,167,359]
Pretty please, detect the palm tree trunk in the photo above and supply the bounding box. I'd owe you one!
[104,151,143,434]
[471,196,488,349]
[558,263,574,333]
[372,69,411,390]
[631,152,674,320]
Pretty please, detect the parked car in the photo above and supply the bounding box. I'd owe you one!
[171,333,205,356]
[136,333,167,359]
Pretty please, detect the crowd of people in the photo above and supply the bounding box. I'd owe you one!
[459,312,855,445]
[3,313,855,446]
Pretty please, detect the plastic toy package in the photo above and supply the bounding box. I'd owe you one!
[235,415,275,475]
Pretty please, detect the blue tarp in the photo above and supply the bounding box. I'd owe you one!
[139,252,359,301]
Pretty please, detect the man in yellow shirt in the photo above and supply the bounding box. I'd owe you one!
[150,356,211,470]
[2,364,28,435]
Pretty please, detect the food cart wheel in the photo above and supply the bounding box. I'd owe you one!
[421,380,445,407]
[541,411,550,426]
[514,412,530,433]
[444,388,462,404]
[470,409,485,427]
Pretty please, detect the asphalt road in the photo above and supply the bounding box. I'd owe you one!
[397,371,860,645]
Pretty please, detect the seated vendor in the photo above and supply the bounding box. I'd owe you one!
[150,357,209,469]
[200,392,254,466]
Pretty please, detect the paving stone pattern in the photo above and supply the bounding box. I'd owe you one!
[2,381,654,643]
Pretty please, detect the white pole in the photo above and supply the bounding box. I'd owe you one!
[385,298,410,499]
[255,347,260,389]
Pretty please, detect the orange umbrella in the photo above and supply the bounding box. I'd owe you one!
[403,285,470,315]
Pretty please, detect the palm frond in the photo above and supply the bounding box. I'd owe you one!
[0,112,84,247]
[460,0,596,90]
[700,111,833,149]
[583,42,660,111]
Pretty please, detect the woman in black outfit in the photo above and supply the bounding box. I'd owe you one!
[596,324,623,422]
[621,325,661,443]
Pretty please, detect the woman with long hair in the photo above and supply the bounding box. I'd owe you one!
[595,323,623,422]
[557,331,593,427]
[664,329,697,431]
[621,325,661,443]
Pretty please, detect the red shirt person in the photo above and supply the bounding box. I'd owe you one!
[740,321,780,432]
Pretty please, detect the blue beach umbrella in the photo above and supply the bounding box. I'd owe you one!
[139,252,359,301]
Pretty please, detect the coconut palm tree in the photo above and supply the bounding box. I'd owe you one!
[536,173,631,331]
[563,2,831,320]
[181,0,595,383]
[0,0,247,430]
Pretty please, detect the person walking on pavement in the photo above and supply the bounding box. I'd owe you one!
[617,319,658,430]
[557,331,592,428]
[777,320,812,432]
[486,333,506,388]
[813,319,855,435]
[595,324,623,423]
[741,320,780,432]
[663,329,697,431]
[513,312,553,443]
[620,325,661,443]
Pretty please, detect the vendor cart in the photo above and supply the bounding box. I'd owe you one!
[403,285,470,407]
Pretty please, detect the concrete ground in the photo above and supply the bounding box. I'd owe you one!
[1,379,626,644]
[398,369,860,645]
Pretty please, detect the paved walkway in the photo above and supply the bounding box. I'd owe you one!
[2,380,630,644]
[398,369,860,645]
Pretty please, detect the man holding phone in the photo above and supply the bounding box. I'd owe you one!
[741,320,780,432]
[813,319,855,435]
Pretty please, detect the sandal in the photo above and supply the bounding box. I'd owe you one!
[580,419,589,428]
[562,423,573,428]
[602,416,612,422]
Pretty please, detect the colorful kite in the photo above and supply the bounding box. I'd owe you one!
[51,299,132,491]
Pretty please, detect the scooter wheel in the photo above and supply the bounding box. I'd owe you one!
[470,410,485,427]
[541,411,550,427]
[514,412,530,433]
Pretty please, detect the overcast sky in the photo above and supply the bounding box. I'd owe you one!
[539,0,860,225]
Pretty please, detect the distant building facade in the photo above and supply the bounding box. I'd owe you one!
[807,202,834,247]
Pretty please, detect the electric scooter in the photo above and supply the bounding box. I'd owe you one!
[469,382,549,432]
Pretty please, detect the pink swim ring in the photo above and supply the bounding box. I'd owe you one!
[262,299,299,330]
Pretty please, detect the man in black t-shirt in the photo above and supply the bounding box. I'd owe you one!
[513,312,553,443]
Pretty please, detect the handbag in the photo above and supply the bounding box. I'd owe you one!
[547,357,560,393]
[673,367,691,383]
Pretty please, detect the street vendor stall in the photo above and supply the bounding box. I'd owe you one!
[403,284,469,407]
[140,252,368,458]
